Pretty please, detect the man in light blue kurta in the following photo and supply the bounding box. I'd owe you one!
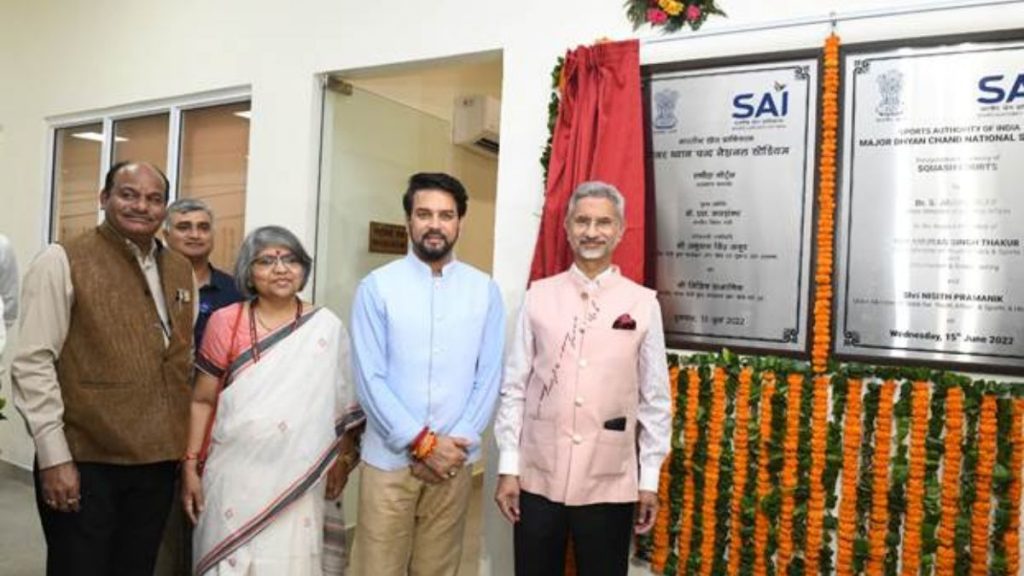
[350,172,505,576]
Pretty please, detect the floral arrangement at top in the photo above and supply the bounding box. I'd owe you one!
[625,0,726,33]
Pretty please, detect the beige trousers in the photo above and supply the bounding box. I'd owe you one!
[351,463,471,576]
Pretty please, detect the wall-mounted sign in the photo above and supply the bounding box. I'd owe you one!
[368,221,407,255]
[648,56,818,354]
[834,36,1024,370]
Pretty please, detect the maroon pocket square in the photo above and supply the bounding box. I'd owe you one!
[612,313,636,330]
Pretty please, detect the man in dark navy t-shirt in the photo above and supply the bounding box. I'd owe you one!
[163,198,243,348]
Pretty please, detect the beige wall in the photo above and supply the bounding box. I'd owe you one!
[451,144,497,272]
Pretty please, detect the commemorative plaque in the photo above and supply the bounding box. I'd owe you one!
[834,37,1024,369]
[368,221,408,255]
[648,58,818,353]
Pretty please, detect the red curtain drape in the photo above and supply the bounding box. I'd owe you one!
[529,39,645,284]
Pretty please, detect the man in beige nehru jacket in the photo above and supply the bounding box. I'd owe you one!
[494,181,671,576]
[12,161,194,575]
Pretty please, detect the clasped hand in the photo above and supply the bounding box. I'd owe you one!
[410,435,470,484]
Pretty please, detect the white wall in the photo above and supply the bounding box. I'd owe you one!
[315,86,452,327]
[2,1,1022,573]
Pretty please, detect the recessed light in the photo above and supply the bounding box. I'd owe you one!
[70,132,128,143]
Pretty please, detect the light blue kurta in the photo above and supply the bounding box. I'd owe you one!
[350,253,505,470]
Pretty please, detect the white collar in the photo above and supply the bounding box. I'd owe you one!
[569,263,617,287]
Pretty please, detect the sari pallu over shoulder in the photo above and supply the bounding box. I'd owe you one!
[194,307,357,575]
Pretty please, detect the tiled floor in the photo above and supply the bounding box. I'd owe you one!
[0,462,45,575]
[0,461,483,575]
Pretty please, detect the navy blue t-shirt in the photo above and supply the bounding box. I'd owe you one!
[195,266,244,349]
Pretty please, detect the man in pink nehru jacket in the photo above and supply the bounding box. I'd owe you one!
[494,180,672,576]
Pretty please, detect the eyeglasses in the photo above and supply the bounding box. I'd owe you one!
[252,253,302,270]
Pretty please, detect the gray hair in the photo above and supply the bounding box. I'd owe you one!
[564,181,626,224]
[164,198,214,230]
[234,226,313,298]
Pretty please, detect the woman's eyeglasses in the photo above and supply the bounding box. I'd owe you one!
[252,254,302,270]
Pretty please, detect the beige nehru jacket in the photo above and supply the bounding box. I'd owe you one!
[11,240,182,468]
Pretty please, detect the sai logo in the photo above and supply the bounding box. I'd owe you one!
[977,74,1024,104]
[875,69,904,117]
[732,81,789,119]
[653,89,680,130]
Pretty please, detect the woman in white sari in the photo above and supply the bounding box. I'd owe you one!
[181,226,362,575]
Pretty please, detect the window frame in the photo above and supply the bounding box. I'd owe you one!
[44,87,251,243]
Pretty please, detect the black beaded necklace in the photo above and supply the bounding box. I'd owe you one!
[247,296,302,363]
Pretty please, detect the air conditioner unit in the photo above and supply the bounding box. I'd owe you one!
[452,95,500,158]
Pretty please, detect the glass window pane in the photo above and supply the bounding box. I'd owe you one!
[178,101,250,271]
[112,113,169,173]
[52,123,103,241]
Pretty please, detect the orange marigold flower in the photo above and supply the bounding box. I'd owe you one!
[969,395,998,576]
[753,373,777,576]
[865,381,896,575]
[935,387,964,576]
[836,378,863,576]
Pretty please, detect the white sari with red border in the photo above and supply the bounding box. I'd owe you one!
[194,308,359,575]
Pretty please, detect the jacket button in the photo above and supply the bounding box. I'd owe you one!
[571,434,582,444]
[574,397,584,407]
[580,292,588,300]
[578,359,588,368]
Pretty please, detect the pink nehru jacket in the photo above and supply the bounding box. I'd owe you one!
[518,269,656,506]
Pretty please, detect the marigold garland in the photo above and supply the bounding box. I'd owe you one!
[804,375,831,573]
[935,386,964,576]
[698,366,727,576]
[1004,399,1024,576]
[920,380,951,573]
[811,32,841,375]
[752,372,777,576]
[684,366,713,575]
[836,378,864,576]
[711,372,738,575]
[776,372,805,574]
[650,353,1024,576]
[865,381,896,576]
[899,381,930,575]
[727,366,754,575]
[969,395,998,576]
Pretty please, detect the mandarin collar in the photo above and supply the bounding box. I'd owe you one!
[569,263,618,289]
[405,250,458,278]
